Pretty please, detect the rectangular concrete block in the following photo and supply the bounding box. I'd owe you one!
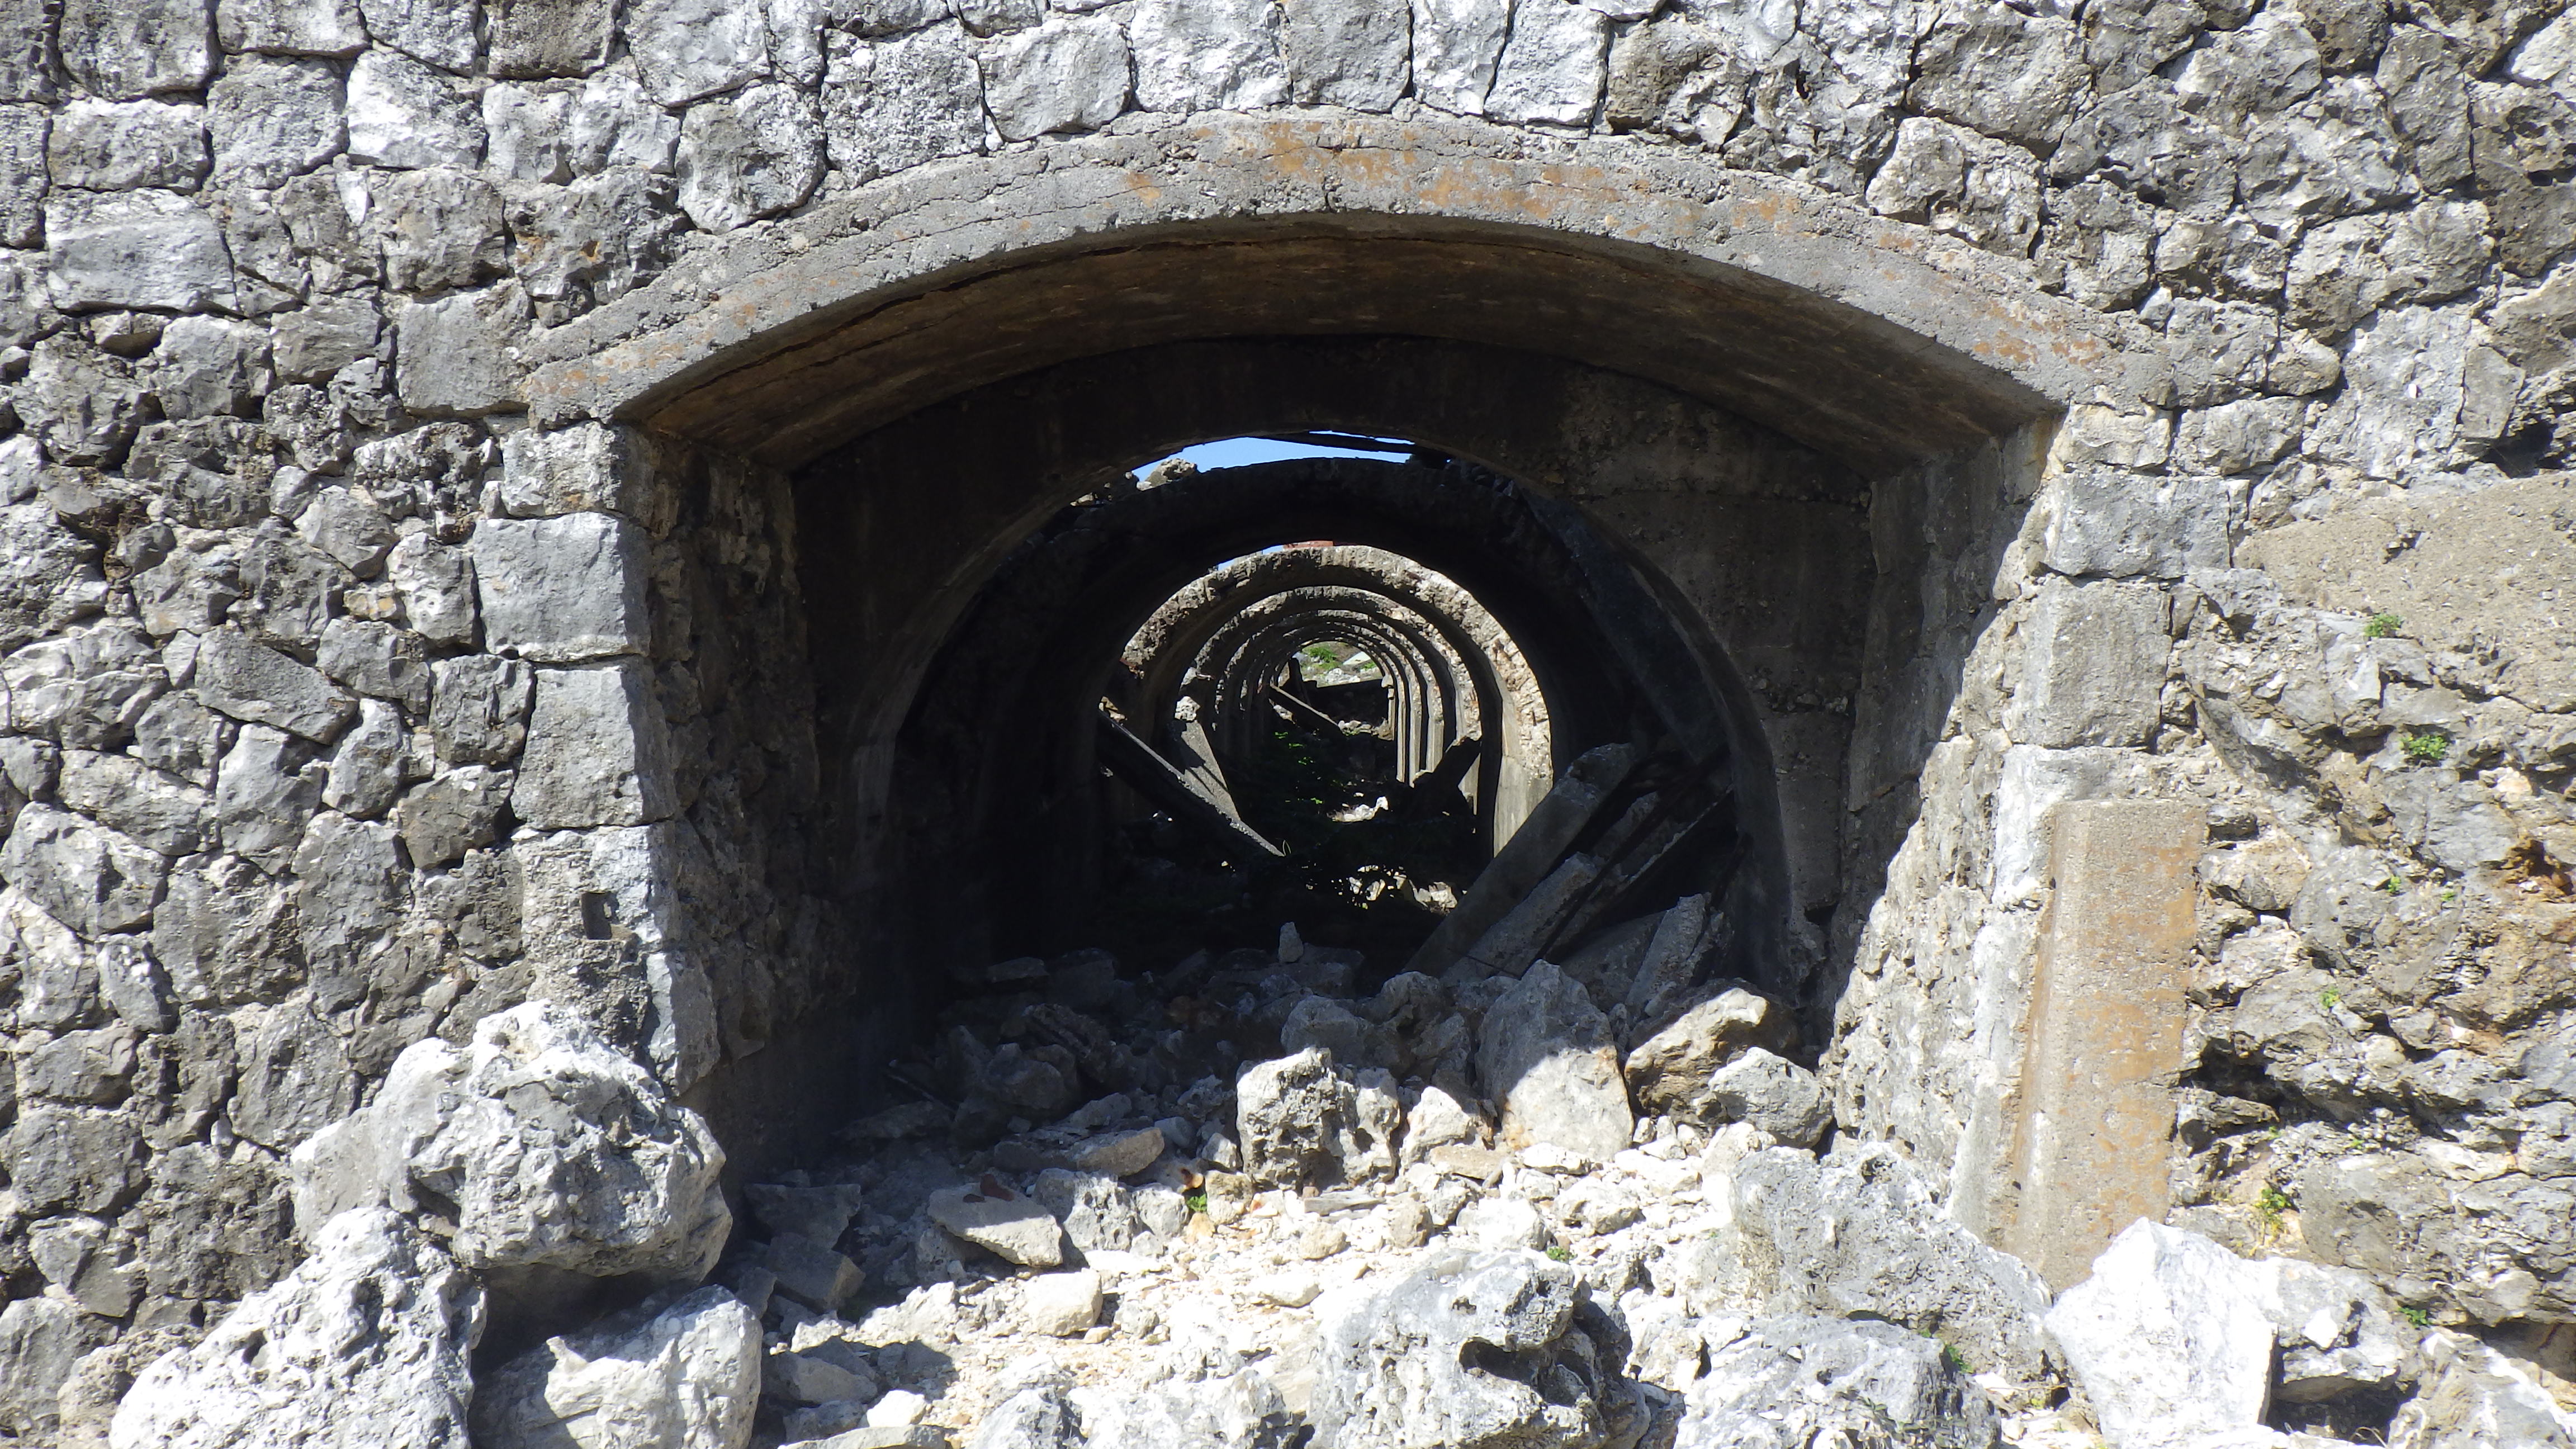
[469,512,651,663]
[1997,798,2201,1290]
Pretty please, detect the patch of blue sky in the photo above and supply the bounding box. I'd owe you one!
[1161,434,1409,471]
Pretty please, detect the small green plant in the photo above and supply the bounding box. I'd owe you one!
[2365,612,2405,639]
[2381,876,2406,895]
[1184,1190,1209,1215]
[2254,1183,2293,1237]
[2321,986,2343,1010]
[1939,1341,1972,1375]
[2401,730,2451,764]
[1544,1245,1572,1262]
[2400,1305,2432,1328]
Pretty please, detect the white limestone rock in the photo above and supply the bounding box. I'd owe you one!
[2040,468,2232,581]
[1129,0,1287,112]
[1310,1250,1612,1449]
[361,0,478,70]
[1486,0,1609,127]
[1280,0,1408,111]
[290,1001,731,1286]
[570,61,684,174]
[319,698,411,818]
[217,0,364,55]
[927,1181,1068,1267]
[512,660,678,828]
[472,1285,764,1449]
[2239,1256,2413,1403]
[979,18,1129,141]
[1730,1144,2057,1385]
[1021,1270,1104,1337]
[508,169,685,310]
[677,82,825,233]
[471,512,652,663]
[206,58,343,185]
[1476,960,1632,1164]
[1674,1315,2002,1449]
[396,764,513,867]
[108,1208,481,1449]
[2388,1328,2576,1448]
[1864,115,2042,259]
[372,166,509,295]
[152,315,272,420]
[1234,1045,1401,1188]
[0,1295,100,1439]
[56,749,210,857]
[48,98,207,191]
[347,50,486,170]
[823,27,986,183]
[2044,1220,2275,1448]
[0,803,169,937]
[44,190,233,314]
[631,0,775,105]
[2006,577,2168,750]
[429,653,535,765]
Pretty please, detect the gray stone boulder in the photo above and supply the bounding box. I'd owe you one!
[1310,1249,1631,1449]
[471,1284,763,1449]
[1477,959,1632,1164]
[108,1208,481,1449]
[969,1365,1086,1449]
[1673,1315,2001,1449]
[1077,1331,1300,1449]
[2239,1255,2414,1403]
[2044,1220,2274,1449]
[927,1181,1067,1268]
[1730,1145,2055,1386]
[290,1001,728,1300]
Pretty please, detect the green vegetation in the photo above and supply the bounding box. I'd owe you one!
[2254,1183,2293,1236]
[1544,1245,1572,1262]
[2401,730,2451,764]
[2320,986,2342,1010]
[2364,612,2404,639]
[1184,1190,1209,1215]
[2400,1305,2432,1328]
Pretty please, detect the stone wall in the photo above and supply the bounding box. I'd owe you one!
[0,0,2572,1433]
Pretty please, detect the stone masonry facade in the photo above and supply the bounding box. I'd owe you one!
[0,0,2571,1439]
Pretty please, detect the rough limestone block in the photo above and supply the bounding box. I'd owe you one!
[429,654,535,765]
[822,27,985,183]
[371,167,508,294]
[926,1182,1066,1267]
[471,1285,761,1449]
[386,533,479,646]
[292,1002,730,1284]
[1476,960,1632,1163]
[1310,1251,1608,1449]
[0,1295,102,1439]
[569,61,683,174]
[0,0,53,102]
[1999,799,2200,1289]
[111,1209,480,1449]
[978,18,1129,141]
[2008,577,2167,749]
[1281,0,1408,110]
[395,281,529,416]
[44,190,233,314]
[630,0,773,105]
[1021,1270,1104,1336]
[347,50,486,170]
[0,105,44,247]
[47,98,208,192]
[499,423,672,528]
[396,765,512,868]
[512,660,676,828]
[207,56,344,186]
[359,0,476,71]
[676,81,824,233]
[1677,1315,2001,1448]
[470,512,652,662]
[192,627,358,742]
[59,0,214,100]
[2041,468,2232,580]
[2044,1221,2274,1447]
[7,1101,145,1213]
[1129,0,1287,112]
[489,0,618,78]
[216,0,367,57]
[1486,0,1609,126]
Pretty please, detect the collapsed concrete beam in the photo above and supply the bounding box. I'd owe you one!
[1404,743,1641,978]
[1095,712,1285,861]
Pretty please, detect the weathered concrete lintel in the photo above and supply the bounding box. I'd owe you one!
[519,114,2161,472]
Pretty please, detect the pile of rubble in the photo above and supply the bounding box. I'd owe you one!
[87,746,2576,1448]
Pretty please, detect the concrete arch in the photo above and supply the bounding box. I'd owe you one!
[1121,544,1552,847]
[530,114,2158,475]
